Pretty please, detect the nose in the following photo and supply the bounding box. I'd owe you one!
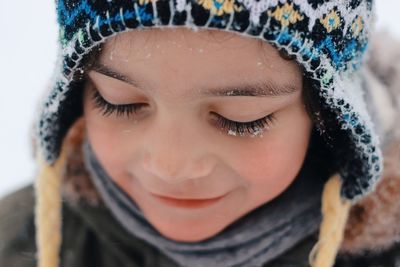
[141,119,216,184]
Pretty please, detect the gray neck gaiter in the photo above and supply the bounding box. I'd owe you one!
[82,138,324,267]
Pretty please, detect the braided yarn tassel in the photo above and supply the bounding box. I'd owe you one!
[308,173,352,267]
[34,146,66,267]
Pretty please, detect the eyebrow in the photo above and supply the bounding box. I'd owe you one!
[90,62,299,97]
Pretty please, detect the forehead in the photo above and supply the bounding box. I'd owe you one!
[94,27,302,100]
[101,27,280,64]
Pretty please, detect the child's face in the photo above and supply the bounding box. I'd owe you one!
[83,28,312,242]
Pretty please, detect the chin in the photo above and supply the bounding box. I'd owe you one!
[156,221,225,243]
[144,212,233,243]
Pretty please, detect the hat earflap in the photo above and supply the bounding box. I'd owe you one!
[309,174,352,267]
[34,141,67,267]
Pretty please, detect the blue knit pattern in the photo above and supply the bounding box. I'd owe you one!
[37,0,382,202]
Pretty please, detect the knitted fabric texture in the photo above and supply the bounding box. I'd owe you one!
[36,0,382,202]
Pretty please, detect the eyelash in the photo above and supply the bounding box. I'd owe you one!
[91,90,147,117]
[91,90,276,137]
[211,112,275,137]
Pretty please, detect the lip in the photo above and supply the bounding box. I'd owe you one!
[149,192,228,209]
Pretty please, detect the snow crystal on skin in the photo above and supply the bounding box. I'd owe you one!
[108,50,130,62]
[110,50,116,61]
[228,130,237,136]
[250,128,265,137]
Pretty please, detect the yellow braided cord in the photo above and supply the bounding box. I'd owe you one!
[308,173,352,267]
[34,148,66,267]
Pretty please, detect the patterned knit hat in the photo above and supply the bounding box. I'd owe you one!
[34,0,383,267]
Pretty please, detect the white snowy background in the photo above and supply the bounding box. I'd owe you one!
[1,1,400,198]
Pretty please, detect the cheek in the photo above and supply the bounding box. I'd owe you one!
[83,95,133,182]
[229,104,312,200]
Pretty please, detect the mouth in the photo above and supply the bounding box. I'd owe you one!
[149,192,228,209]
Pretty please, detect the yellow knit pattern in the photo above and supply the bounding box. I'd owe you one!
[34,145,66,267]
[309,173,352,267]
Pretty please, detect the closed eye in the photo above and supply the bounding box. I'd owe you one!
[210,112,276,137]
[90,89,276,137]
[91,90,147,118]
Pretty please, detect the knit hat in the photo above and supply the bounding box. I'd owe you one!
[34,0,383,267]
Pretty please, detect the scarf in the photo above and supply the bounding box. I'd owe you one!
[82,138,325,267]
